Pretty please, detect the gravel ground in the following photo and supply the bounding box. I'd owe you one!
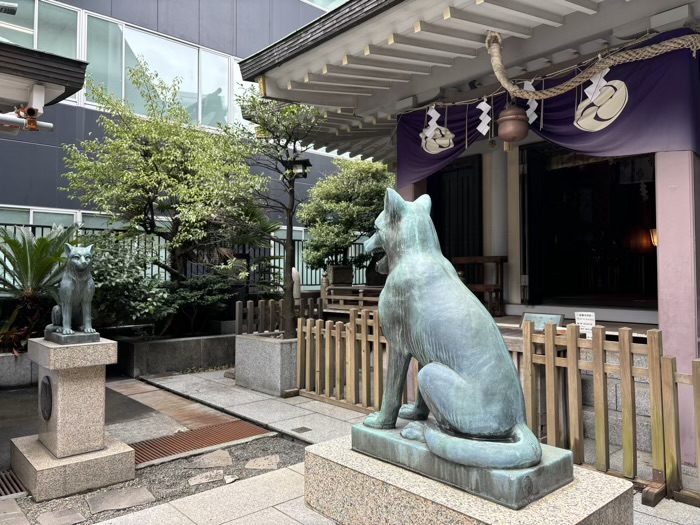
[16,435,305,525]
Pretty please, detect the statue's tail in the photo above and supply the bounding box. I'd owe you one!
[424,421,542,469]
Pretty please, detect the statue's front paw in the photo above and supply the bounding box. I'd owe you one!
[61,328,74,335]
[84,327,96,333]
[363,412,396,429]
[399,403,429,421]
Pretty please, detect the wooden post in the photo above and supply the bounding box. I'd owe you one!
[360,309,371,407]
[269,301,276,332]
[592,325,609,472]
[315,319,324,396]
[544,323,559,447]
[259,300,267,333]
[522,321,537,433]
[647,329,666,485]
[308,298,315,319]
[373,310,384,410]
[234,301,243,335]
[335,321,344,401]
[297,317,305,389]
[566,324,584,464]
[618,327,637,479]
[661,356,682,493]
[693,360,700,491]
[246,300,254,333]
[305,318,314,391]
[317,298,325,321]
[346,308,359,404]
[325,320,334,398]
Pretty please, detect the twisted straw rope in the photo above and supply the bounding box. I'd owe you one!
[486,31,700,101]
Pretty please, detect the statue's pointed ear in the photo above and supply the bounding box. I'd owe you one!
[414,194,432,214]
[64,243,73,256]
[385,188,407,219]
[86,244,94,255]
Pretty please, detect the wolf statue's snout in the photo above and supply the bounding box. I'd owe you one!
[363,232,381,253]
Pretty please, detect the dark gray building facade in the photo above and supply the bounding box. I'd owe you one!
[0,0,337,228]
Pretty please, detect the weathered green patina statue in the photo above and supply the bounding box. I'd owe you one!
[45,244,99,344]
[362,189,541,469]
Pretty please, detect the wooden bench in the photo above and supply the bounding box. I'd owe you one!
[322,285,383,313]
[452,256,507,317]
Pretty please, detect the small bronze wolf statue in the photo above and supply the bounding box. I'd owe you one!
[362,189,541,469]
[46,244,96,336]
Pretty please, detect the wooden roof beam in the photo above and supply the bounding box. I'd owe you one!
[322,64,411,82]
[305,72,392,89]
[443,6,532,38]
[364,45,453,66]
[387,33,477,58]
[550,0,598,16]
[288,81,374,96]
[343,54,432,74]
[414,21,484,47]
[475,0,564,27]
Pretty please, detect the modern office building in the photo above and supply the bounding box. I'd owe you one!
[0,0,338,230]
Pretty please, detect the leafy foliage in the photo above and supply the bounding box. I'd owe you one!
[223,89,325,338]
[298,159,394,269]
[0,224,79,351]
[87,232,173,327]
[63,60,270,278]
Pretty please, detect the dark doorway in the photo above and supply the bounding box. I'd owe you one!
[522,143,657,309]
[427,155,483,262]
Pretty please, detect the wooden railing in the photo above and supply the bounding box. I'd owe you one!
[297,313,700,508]
[297,308,418,413]
[321,285,383,313]
[233,298,322,334]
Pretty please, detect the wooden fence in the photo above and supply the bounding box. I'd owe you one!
[297,313,700,508]
[232,298,322,334]
[321,285,383,313]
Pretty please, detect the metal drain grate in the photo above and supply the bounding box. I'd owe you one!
[131,420,271,466]
[0,470,27,499]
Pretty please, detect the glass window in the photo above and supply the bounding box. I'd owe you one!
[124,27,198,122]
[0,208,30,225]
[303,0,349,11]
[33,211,76,227]
[86,16,123,102]
[200,51,228,127]
[37,1,78,59]
[80,214,112,230]
[0,0,34,49]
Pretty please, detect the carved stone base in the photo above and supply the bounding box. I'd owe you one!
[306,435,633,525]
[352,422,573,509]
[44,329,100,344]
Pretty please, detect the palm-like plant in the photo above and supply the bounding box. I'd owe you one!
[0,224,78,310]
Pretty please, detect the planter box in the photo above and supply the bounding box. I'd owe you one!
[236,333,297,397]
[0,352,38,388]
[116,334,235,378]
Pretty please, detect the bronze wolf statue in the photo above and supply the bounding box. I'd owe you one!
[46,244,96,335]
[362,189,541,469]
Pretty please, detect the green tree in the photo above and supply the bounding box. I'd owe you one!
[63,59,271,280]
[224,89,323,338]
[298,159,394,270]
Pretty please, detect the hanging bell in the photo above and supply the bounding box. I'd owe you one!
[497,105,529,143]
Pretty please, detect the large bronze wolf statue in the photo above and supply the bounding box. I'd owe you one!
[362,189,541,469]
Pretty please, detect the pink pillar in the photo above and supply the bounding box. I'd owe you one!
[655,151,699,465]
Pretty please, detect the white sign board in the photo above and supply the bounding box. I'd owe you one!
[575,311,596,340]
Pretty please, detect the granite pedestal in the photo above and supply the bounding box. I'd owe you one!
[306,436,633,525]
[11,337,135,501]
[236,334,297,396]
[352,422,573,509]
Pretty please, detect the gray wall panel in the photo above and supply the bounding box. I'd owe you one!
[236,0,270,59]
[271,0,300,43]
[112,0,158,32]
[199,0,235,55]
[299,2,323,25]
[158,0,199,44]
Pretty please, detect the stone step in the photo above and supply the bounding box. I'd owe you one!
[582,405,652,453]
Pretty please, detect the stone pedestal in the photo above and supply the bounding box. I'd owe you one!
[236,334,297,396]
[11,337,135,501]
[305,436,633,525]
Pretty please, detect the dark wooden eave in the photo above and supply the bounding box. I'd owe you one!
[0,42,88,105]
[239,0,406,81]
